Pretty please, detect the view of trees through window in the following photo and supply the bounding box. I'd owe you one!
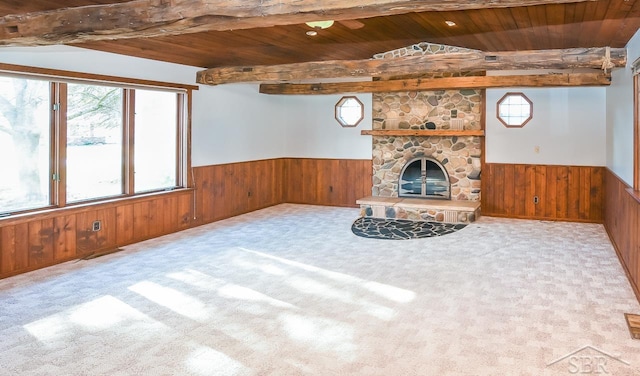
[67,83,124,202]
[0,73,185,214]
[0,77,51,213]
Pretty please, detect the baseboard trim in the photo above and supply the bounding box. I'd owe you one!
[482,212,603,224]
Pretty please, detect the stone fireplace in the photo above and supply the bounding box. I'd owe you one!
[357,42,483,223]
[359,93,483,223]
[372,134,482,201]
[371,90,482,202]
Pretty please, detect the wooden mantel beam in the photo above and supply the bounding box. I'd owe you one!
[0,0,596,46]
[197,47,625,85]
[259,72,612,94]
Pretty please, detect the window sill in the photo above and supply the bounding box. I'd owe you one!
[0,188,195,226]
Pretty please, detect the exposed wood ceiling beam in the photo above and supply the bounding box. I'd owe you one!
[197,47,625,85]
[0,0,596,46]
[259,72,612,94]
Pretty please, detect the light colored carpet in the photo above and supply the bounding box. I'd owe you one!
[1,204,639,375]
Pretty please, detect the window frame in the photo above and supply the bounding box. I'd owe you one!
[496,92,533,128]
[335,95,364,127]
[0,63,196,216]
[635,75,640,191]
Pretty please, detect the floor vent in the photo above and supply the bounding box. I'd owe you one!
[81,248,124,261]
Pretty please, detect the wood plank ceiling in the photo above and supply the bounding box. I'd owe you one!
[0,0,639,69]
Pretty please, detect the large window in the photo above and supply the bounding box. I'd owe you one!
[0,72,189,215]
[0,77,51,213]
[134,89,178,193]
[67,83,124,202]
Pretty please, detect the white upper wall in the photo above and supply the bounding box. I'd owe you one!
[0,45,197,83]
[606,29,640,185]
[0,45,372,165]
[283,94,372,159]
[191,84,286,165]
[3,45,621,169]
[486,85,607,166]
[0,45,288,166]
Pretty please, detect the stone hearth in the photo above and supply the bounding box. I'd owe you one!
[357,196,480,224]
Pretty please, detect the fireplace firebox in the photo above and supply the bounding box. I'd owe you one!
[398,157,450,200]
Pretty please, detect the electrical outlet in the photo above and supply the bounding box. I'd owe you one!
[533,196,539,204]
[92,220,101,232]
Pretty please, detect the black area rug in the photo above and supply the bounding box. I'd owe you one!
[351,217,467,240]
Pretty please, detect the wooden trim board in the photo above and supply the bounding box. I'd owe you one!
[625,313,640,340]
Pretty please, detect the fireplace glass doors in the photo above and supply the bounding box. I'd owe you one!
[398,157,450,199]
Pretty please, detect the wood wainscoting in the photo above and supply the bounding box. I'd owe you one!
[282,158,372,207]
[191,157,373,225]
[604,169,640,301]
[482,163,604,222]
[0,190,193,279]
[192,159,284,225]
[1,157,372,279]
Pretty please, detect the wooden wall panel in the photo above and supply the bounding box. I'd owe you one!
[116,204,135,245]
[132,202,151,242]
[482,163,604,222]
[28,219,54,268]
[0,226,19,274]
[544,166,556,218]
[555,167,569,219]
[13,224,28,272]
[192,158,284,226]
[196,165,215,223]
[502,164,515,216]
[193,157,371,213]
[301,159,319,204]
[282,158,372,207]
[590,167,604,220]
[164,198,179,233]
[1,158,368,279]
[524,165,536,217]
[176,194,193,231]
[211,164,226,222]
[0,189,194,279]
[534,165,547,218]
[604,169,640,302]
[282,159,302,204]
[76,208,117,255]
[513,164,527,216]
[567,167,581,219]
[53,215,76,261]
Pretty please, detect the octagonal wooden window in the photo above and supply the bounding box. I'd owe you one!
[497,92,533,128]
[335,96,364,127]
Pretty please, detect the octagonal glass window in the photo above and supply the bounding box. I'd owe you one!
[335,96,364,127]
[497,92,533,128]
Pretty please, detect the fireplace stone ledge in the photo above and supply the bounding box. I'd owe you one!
[356,196,480,224]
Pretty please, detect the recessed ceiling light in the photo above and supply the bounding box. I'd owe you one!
[306,30,318,36]
[305,20,334,29]
[445,20,456,27]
